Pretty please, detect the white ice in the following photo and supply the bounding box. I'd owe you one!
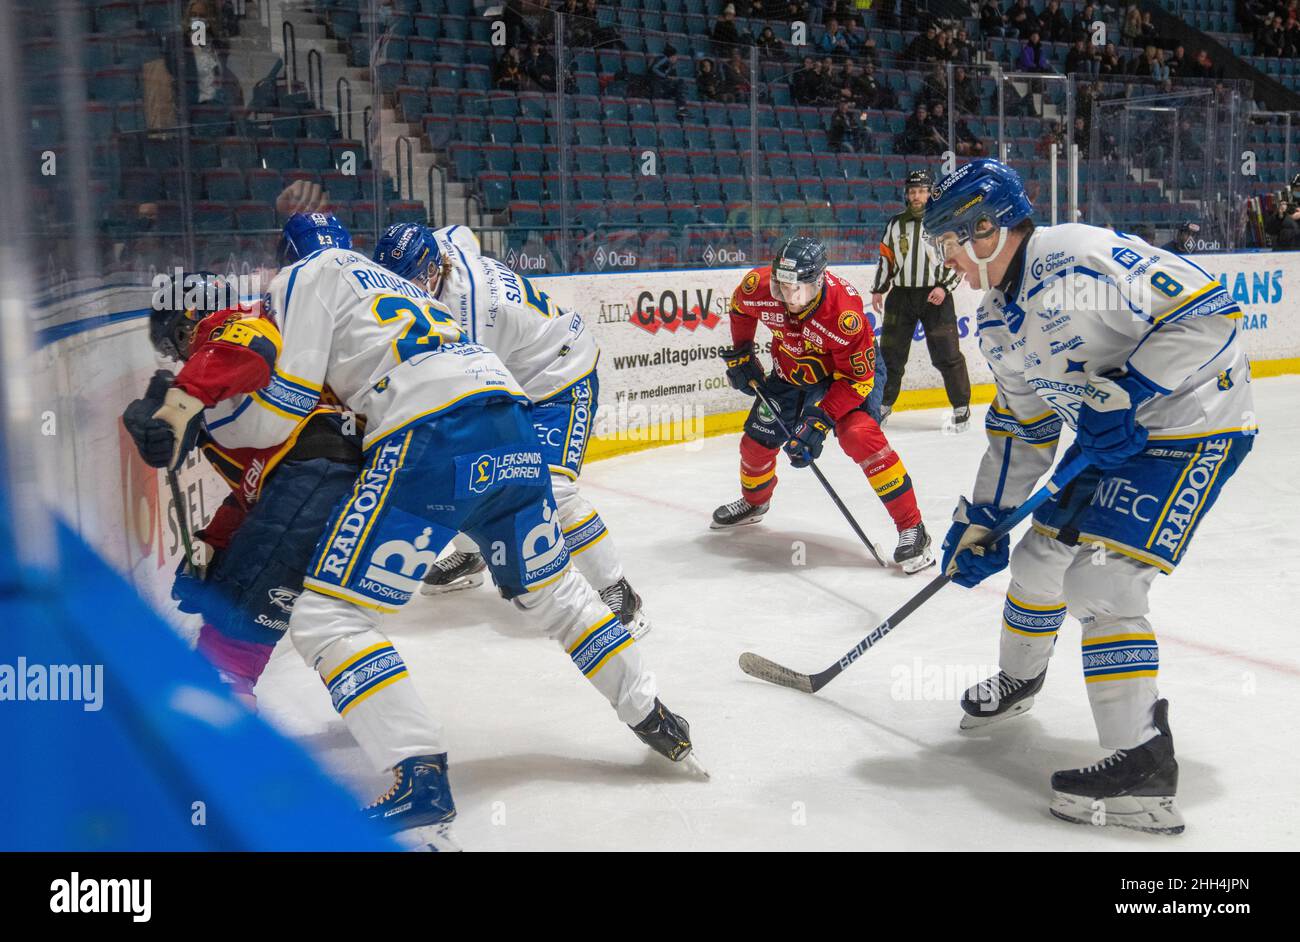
[257,376,1300,851]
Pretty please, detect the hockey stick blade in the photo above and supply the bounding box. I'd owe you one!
[738,652,815,694]
[737,453,1091,695]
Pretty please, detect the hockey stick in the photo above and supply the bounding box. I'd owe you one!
[166,468,197,575]
[749,380,887,567]
[738,451,1091,694]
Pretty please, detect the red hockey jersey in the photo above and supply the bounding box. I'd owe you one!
[729,266,877,421]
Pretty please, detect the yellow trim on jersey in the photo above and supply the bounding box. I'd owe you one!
[341,430,412,585]
[1145,444,1203,550]
[548,464,579,481]
[586,637,635,677]
[1147,426,1252,441]
[365,387,529,446]
[524,561,573,593]
[1031,522,1176,574]
[566,613,618,654]
[1152,280,1221,325]
[273,365,324,393]
[1084,632,1158,647]
[1171,439,1230,561]
[569,530,608,556]
[303,581,399,614]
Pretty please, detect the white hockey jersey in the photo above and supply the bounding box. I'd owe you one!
[971,223,1254,508]
[431,225,599,403]
[229,247,527,450]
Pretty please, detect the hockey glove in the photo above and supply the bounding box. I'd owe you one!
[145,386,206,471]
[721,342,766,396]
[1076,370,1159,470]
[784,404,832,468]
[941,497,1012,588]
[122,370,179,468]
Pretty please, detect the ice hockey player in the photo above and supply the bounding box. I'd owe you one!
[121,272,362,709]
[713,235,935,573]
[371,223,652,639]
[925,158,1256,834]
[126,213,696,850]
[871,169,972,432]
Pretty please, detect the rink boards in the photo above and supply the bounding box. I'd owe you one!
[28,250,1300,614]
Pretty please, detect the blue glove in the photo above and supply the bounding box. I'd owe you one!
[941,498,1012,588]
[784,404,832,468]
[721,342,767,396]
[1076,370,1159,470]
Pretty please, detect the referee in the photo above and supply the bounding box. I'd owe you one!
[870,169,972,431]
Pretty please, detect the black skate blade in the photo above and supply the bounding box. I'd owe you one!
[739,652,815,694]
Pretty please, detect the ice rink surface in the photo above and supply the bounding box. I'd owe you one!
[257,376,1300,851]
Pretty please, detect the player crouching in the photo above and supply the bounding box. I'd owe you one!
[711,236,934,573]
[926,158,1257,834]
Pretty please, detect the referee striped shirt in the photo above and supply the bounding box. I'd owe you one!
[871,210,961,293]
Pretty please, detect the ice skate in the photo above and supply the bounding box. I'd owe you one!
[600,577,652,640]
[960,668,1046,729]
[1049,699,1184,835]
[711,498,769,529]
[365,754,461,851]
[945,405,972,433]
[894,522,935,573]
[420,550,486,596]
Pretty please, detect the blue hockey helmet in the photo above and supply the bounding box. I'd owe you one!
[923,158,1033,260]
[277,212,353,266]
[149,270,227,360]
[373,222,438,283]
[770,234,828,313]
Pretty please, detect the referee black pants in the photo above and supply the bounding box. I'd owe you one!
[879,286,971,410]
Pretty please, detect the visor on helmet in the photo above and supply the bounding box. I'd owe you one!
[771,268,823,311]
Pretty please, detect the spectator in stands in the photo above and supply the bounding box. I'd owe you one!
[818,56,841,102]
[1073,114,1090,158]
[934,28,956,62]
[1038,0,1070,42]
[783,0,809,22]
[818,17,856,58]
[712,4,746,54]
[561,0,594,48]
[1065,37,1099,75]
[523,40,557,91]
[1258,13,1287,56]
[1138,11,1159,45]
[1098,42,1124,75]
[1016,31,1052,72]
[952,66,981,115]
[1188,48,1218,79]
[951,27,974,65]
[1134,46,1168,80]
[1036,120,1066,157]
[1167,44,1188,77]
[861,36,880,67]
[1286,11,1300,56]
[723,48,752,100]
[494,47,525,91]
[828,98,855,151]
[1178,117,1204,162]
[898,102,945,155]
[158,0,237,110]
[1005,0,1033,39]
[1268,200,1300,247]
[1071,2,1098,41]
[791,55,821,104]
[650,44,688,115]
[865,61,897,109]
[954,115,987,157]
[756,26,786,59]
[903,23,940,63]
[979,0,1010,39]
[696,58,723,101]
[1121,4,1143,45]
[747,0,769,16]
[921,63,948,111]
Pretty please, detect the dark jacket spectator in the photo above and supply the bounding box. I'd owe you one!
[1098,43,1123,75]
[722,49,751,100]
[1064,38,1097,75]
[756,26,786,58]
[953,66,981,115]
[903,25,940,63]
[493,47,524,91]
[899,102,945,155]
[522,41,556,91]
[791,57,821,105]
[712,4,745,53]
[979,1,1009,38]
[1071,3,1098,41]
[1005,0,1033,38]
[1037,0,1070,42]
[696,58,723,101]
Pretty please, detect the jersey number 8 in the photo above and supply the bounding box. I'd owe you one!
[372,295,467,363]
